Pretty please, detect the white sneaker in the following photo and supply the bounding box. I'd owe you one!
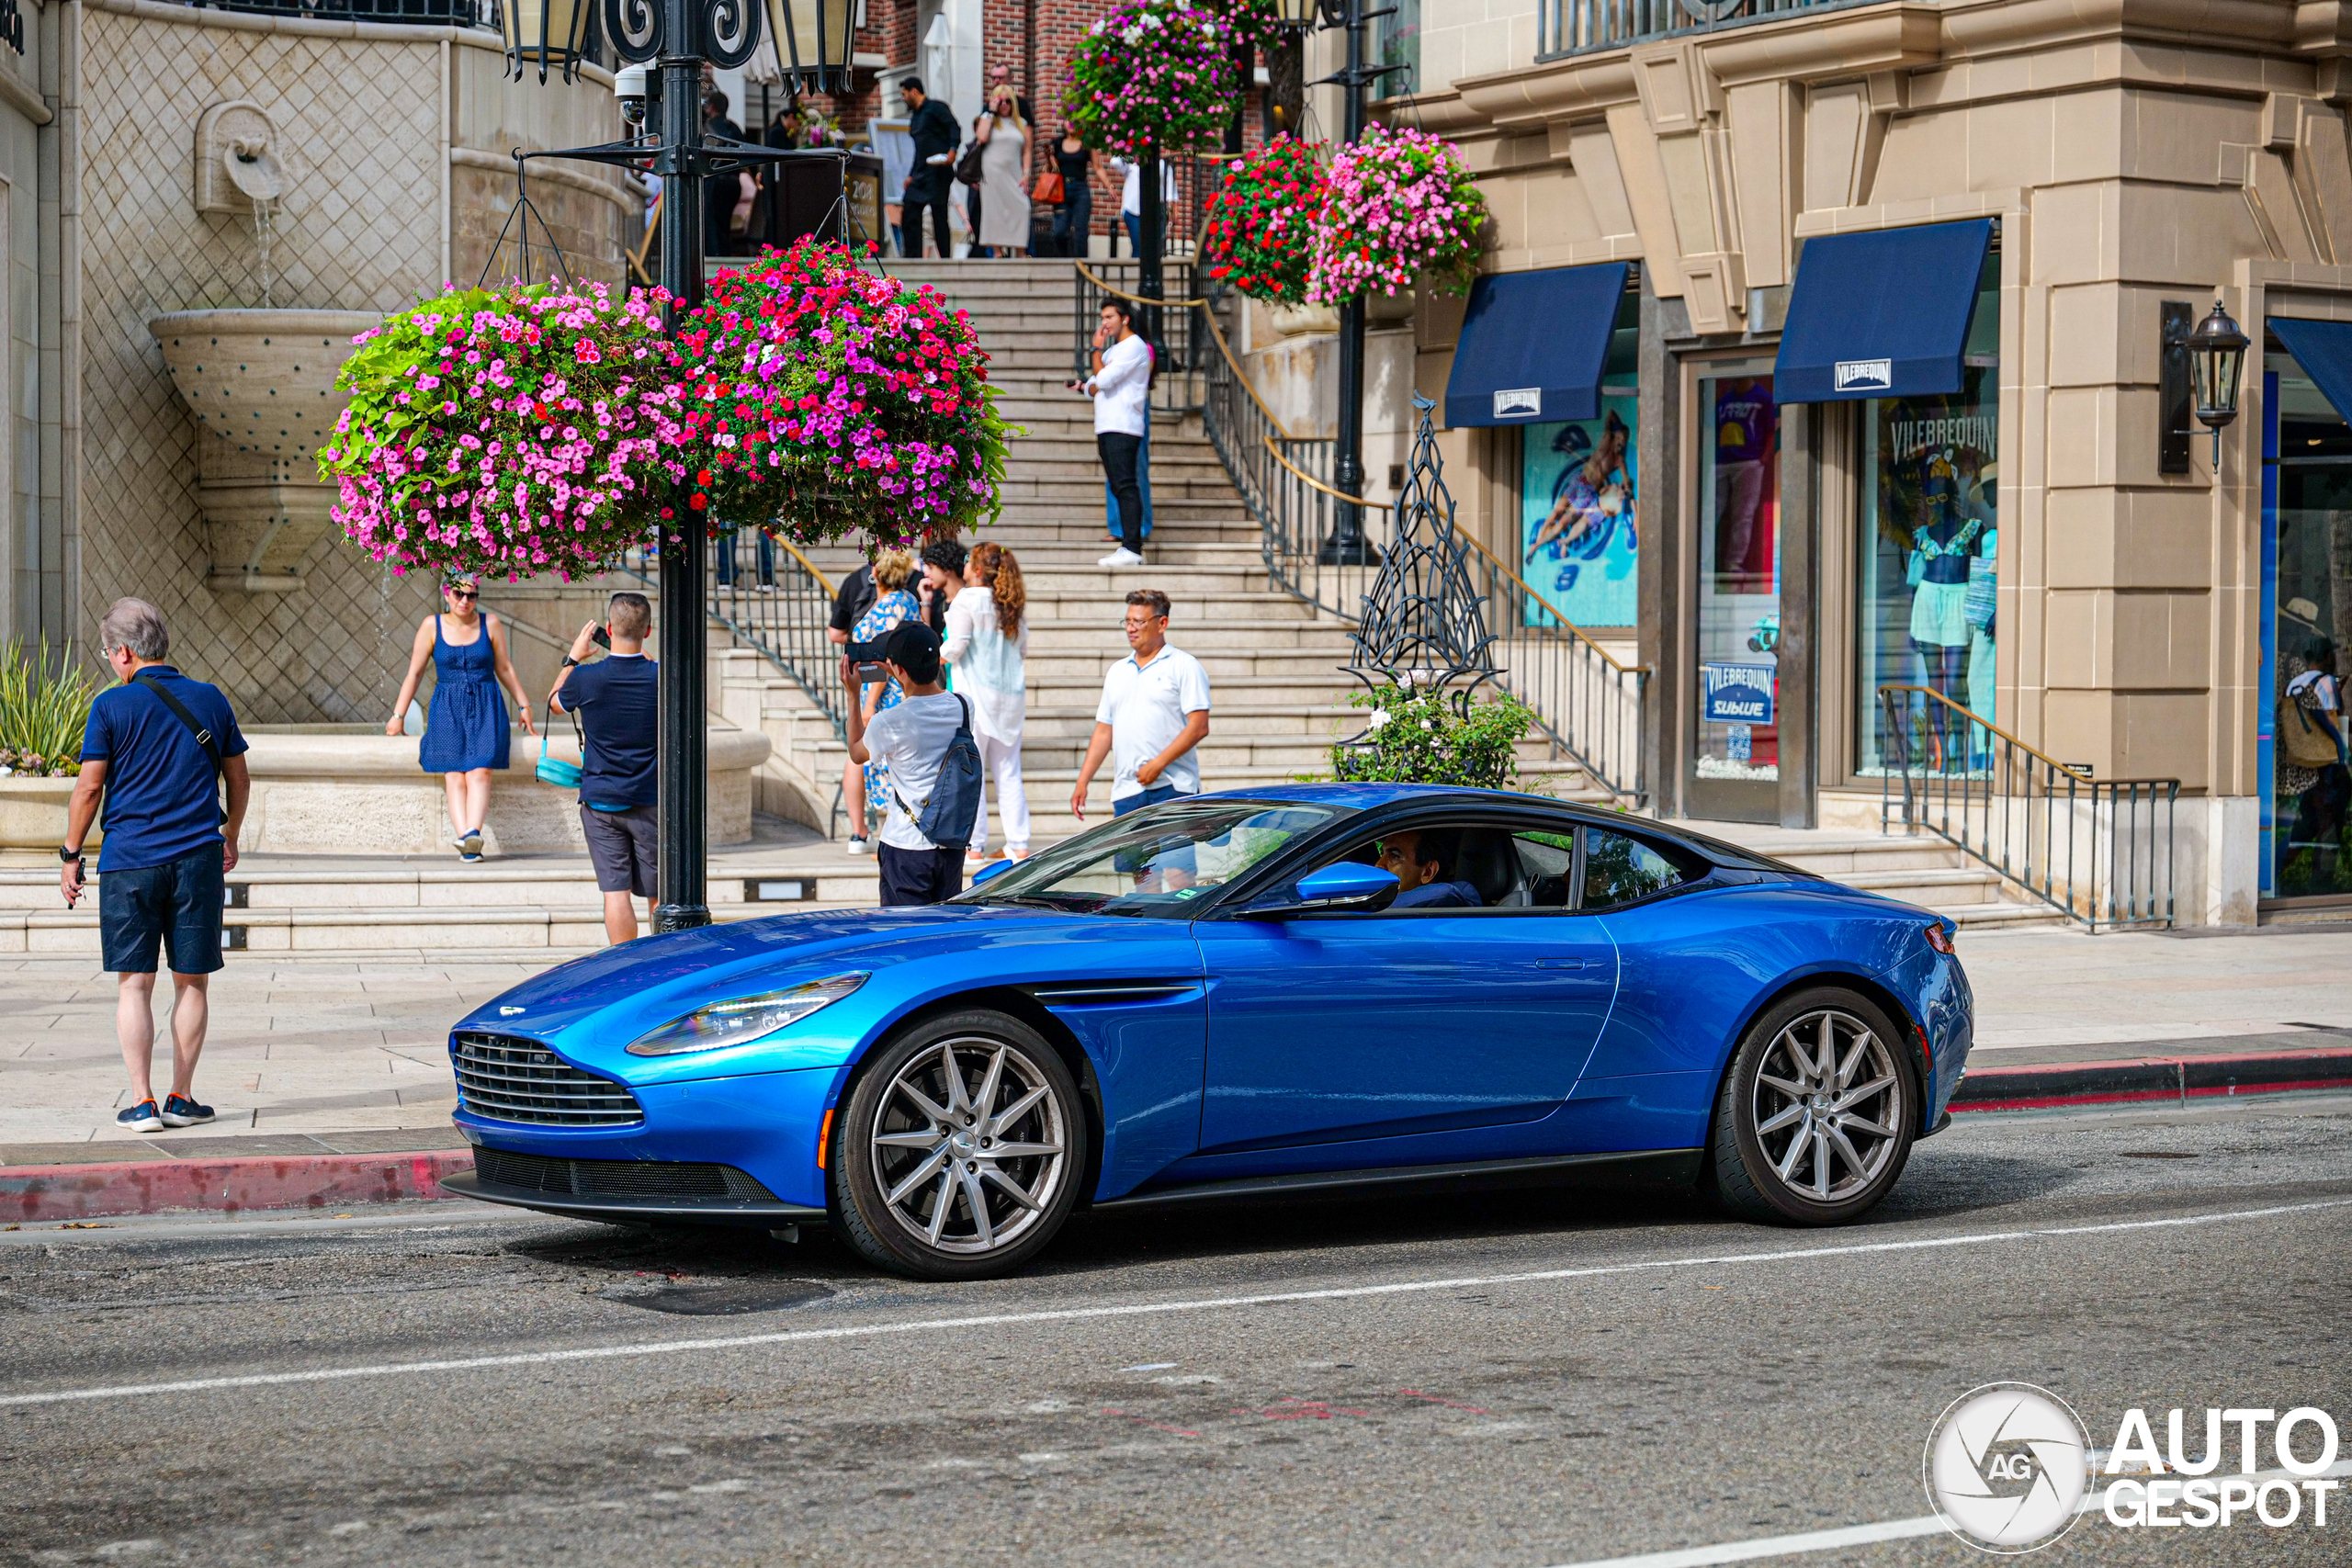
[1098,547,1144,567]
[846,835,874,856]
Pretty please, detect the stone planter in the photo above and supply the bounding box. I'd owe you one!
[0,776,96,852]
[236,728,772,855]
[149,309,381,593]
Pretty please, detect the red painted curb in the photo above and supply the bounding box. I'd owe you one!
[1,1150,477,1224]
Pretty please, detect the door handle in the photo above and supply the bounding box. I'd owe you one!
[1533,957,1587,969]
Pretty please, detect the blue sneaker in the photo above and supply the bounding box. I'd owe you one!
[117,1100,164,1133]
[160,1094,215,1128]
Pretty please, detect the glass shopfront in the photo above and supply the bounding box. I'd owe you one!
[1688,356,1781,818]
[2261,348,2352,902]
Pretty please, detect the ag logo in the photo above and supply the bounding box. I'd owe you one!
[1924,1382,2090,1552]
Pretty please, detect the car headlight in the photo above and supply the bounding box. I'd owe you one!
[625,973,868,1056]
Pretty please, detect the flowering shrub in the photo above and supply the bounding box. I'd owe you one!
[1204,139,1325,307]
[1330,683,1531,789]
[675,243,1011,546]
[320,283,689,579]
[1308,124,1488,306]
[1064,0,1245,158]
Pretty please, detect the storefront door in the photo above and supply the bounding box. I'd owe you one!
[1685,356,1782,822]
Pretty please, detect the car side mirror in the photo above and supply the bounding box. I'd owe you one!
[971,858,1016,886]
[1245,861,1399,917]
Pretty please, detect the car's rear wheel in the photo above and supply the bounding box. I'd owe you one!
[1710,988,1917,1225]
[830,1010,1085,1280]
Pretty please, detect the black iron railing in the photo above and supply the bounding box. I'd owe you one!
[1538,0,1856,60]
[1877,684,2177,931]
[618,529,846,745]
[188,0,500,25]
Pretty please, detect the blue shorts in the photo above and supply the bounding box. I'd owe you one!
[99,842,227,975]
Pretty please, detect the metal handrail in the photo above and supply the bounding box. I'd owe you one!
[1876,683,2177,931]
[1454,529,1645,678]
[1071,258,1208,309]
[1260,434,1393,510]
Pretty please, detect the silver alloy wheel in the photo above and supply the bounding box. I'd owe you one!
[867,1035,1069,1256]
[1749,1008,1903,1203]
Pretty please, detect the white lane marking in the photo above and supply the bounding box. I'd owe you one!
[3,1195,2345,1410]
[1538,1460,2352,1568]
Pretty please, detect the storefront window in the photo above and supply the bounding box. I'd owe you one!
[2263,350,2352,900]
[1519,295,1638,626]
[1856,272,2001,775]
[1694,363,1780,784]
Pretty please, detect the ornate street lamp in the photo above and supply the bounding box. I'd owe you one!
[502,0,857,931]
[2185,299,2249,470]
[501,0,599,82]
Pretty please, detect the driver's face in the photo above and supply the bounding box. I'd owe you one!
[1376,834,1434,892]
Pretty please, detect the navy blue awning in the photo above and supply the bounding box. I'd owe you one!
[2270,318,2352,426]
[1774,220,1993,403]
[1443,263,1629,427]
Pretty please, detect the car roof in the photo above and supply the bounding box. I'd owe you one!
[1189,784,1817,877]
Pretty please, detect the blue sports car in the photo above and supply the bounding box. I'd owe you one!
[440,784,1973,1279]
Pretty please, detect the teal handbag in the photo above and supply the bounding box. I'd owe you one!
[535,700,584,790]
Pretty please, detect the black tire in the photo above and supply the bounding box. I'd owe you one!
[829,1009,1087,1280]
[1709,987,1918,1226]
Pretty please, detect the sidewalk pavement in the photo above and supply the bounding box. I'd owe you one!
[6,924,2352,1220]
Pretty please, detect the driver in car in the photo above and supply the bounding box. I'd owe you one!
[1376,829,1484,910]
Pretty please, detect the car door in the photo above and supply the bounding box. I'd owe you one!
[1184,817,1619,1179]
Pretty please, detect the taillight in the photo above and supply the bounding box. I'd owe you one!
[1924,921,1956,956]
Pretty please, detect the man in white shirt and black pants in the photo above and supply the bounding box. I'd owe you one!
[1086,299,1152,568]
[847,621,974,906]
[1071,588,1211,824]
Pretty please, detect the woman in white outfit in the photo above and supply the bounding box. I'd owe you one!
[942,541,1031,860]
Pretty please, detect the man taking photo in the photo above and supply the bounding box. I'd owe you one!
[550,592,658,944]
[63,598,250,1134]
[846,621,977,907]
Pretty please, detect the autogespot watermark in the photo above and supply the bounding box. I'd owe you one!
[1924,1384,2343,1553]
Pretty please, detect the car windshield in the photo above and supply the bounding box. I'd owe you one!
[953,798,1345,918]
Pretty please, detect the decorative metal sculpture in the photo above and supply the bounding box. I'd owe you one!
[1346,394,1499,706]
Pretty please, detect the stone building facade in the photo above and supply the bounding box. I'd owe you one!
[0,0,631,726]
[1389,0,2352,923]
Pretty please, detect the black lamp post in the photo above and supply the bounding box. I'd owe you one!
[1275,0,1397,567]
[503,0,856,932]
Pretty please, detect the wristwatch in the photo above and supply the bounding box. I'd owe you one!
[561,655,582,668]
[60,844,82,863]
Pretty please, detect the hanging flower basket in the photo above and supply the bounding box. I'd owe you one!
[673,242,1012,547]
[317,283,689,579]
[1308,124,1489,307]
[1065,0,1248,158]
[1204,139,1326,308]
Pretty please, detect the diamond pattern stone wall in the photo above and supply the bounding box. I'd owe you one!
[79,10,627,724]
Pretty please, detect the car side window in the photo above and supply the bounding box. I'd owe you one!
[1510,831,1577,908]
[1579,829,1695,910]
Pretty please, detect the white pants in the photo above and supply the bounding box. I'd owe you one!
[967,686,1030,853]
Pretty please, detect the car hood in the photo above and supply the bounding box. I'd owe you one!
[454,903,1113,1043]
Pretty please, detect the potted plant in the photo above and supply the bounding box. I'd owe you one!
[0,638,98,851]
[317,282,691,580]
[1203,138,1326,307]
[1065,0,1249,162]
[1308,124,1489,308]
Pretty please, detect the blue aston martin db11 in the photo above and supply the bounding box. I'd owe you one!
[440,784,1973,1279]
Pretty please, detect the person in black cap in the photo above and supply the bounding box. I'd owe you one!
[845,620,969,906]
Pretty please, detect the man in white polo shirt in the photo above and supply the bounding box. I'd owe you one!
[1071,588,1211,823]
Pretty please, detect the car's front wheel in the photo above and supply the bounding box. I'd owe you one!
[830,1010,1086,1280]
[1710,988,1917,1225]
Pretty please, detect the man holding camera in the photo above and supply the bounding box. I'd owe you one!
[846,621,972,907]
[550,592,658,944]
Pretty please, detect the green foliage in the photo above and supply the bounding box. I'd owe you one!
[0,637,96,777]
[1330,683,1532,790]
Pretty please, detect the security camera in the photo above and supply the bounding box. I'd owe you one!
[616,63,649,127]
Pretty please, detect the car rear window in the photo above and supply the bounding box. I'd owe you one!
[1580,829,1703,909]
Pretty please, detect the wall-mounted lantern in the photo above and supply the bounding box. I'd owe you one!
[2161,298,2250,474]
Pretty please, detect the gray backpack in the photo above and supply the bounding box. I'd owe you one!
[895,694,984,850]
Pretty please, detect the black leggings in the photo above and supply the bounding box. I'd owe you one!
[1099,431,1143,553]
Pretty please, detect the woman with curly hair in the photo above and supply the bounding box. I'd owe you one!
[942,541,1031,860]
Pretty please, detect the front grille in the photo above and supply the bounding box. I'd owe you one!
[470,1145,775,1201]
[452,1032,643,1126]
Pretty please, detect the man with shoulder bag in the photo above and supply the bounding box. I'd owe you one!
[845,622,982,906]
[62,598,251,1134]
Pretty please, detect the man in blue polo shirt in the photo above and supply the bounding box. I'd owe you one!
[551,592,657,944]
[62,598,250,1134]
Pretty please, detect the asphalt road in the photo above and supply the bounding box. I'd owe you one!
[3,1097,2347,1568]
